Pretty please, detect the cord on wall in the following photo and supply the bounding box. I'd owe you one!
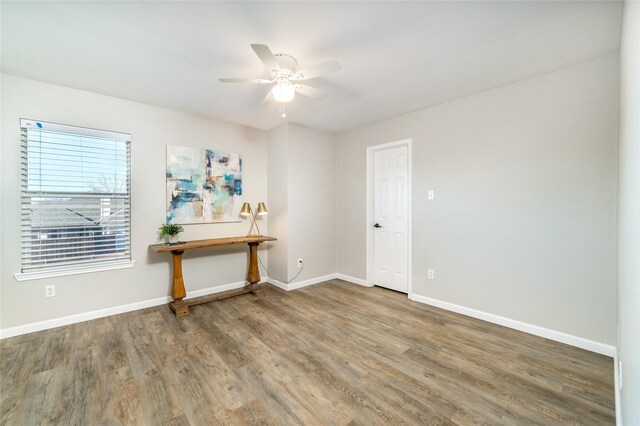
[258,254,303,284]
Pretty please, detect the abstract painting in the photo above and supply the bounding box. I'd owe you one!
[166,145,242,224]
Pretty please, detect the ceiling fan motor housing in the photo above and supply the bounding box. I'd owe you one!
[218,44,340,105]
[274,54,297,74]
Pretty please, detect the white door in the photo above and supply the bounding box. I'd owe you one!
[372,145,408,293]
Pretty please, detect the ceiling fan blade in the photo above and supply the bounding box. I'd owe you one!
[218,78,272,84]
[251,44,281,71]
[294,84,328,100]
[262,90,275,104]
[294,59,341,80]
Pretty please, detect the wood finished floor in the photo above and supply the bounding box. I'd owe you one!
[1,280,614,425]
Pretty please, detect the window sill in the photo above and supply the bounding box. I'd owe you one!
[14,260,136,282]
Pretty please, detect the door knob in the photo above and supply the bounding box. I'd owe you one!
[374,223,382,228]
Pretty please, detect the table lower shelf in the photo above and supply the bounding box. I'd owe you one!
[151,236,276,317]
[169,284,264,316]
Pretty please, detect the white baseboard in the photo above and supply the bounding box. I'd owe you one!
[1,273,359,339]
[187,280,247,298]
[408,293,616,357]
[0,296,170,340]
[266,277,289,291]
[1,274,617,361]
[0,279,264,340]
[267,273,337,291]
[267,275,615,357]
[334,273,372,287]
[268,272,371,291]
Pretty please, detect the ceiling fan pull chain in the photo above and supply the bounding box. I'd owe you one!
[281,104,286,118]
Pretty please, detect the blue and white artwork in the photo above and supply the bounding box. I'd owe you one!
[166,145,242,224]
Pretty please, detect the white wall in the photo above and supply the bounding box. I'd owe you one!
[617,1,640,423]
[336,53,619,346]
[1,51,623,362]
[267,124,289,281]
[287,123,337,281]
[0,74,269,330]
[266,123,337,284]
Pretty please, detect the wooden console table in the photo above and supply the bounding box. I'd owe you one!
[149,236,276,316]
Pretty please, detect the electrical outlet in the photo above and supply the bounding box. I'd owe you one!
[427,269,435,280]
[45,285,56,298]
[297,258,303,268]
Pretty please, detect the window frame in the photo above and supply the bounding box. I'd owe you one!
[14,119,135,282]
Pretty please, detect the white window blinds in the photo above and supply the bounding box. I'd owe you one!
[20,119,131,272]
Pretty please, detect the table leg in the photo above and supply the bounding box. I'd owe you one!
[246,242,264,296]
[169,250,189,316]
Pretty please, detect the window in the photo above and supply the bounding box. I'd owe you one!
[17,119,132,280]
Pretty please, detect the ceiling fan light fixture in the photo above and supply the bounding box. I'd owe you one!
[219,44,340,111]
[272,80,295,103]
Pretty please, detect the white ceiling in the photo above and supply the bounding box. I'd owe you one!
[1,1,622,133]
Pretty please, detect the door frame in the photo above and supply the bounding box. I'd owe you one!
[366,138,413,295]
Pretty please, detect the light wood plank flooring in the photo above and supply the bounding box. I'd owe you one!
[1,280,615,425]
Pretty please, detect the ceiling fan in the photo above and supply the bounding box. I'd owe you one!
[219,44,341,113]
